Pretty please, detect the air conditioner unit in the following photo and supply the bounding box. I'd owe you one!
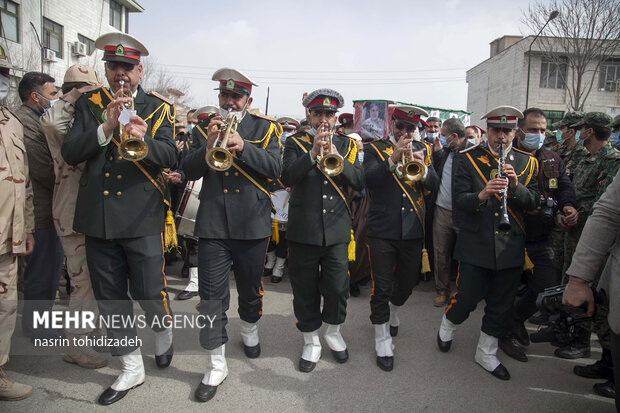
[72,41,87,57]
[43,48,57,62]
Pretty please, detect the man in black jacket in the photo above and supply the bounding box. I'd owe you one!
[181,68,282,402]
[364,104,439,371]
[282,89,364,373]
[429,118,472,307]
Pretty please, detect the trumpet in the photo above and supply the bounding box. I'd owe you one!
[205,108,237,171]
[118,80,149,162]
[400,129,427,181]
[318,124,344,176]
[497,143,512,231]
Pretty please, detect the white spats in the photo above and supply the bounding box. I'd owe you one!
[374,323,394,357]
[185,267,199,292]
[324,324,346,352]
[202,345,228,386]
[111,348,145,391]
[240,320,259,347]
[439,314,456,342]
[475,331,501,372]
[272,257,286,278]
[264,251,276,270]
[301,330,322,363]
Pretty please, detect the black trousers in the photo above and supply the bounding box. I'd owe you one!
[267,230,288,259]
[368,237,421,325]
[85,234,172,356]
[197,238,268,350]
[445,263,521,337]
[288,241,349,332]
[514,238,557,322]
[611,331,619,412]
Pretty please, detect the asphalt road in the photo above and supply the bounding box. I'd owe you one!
[4,262,616,413]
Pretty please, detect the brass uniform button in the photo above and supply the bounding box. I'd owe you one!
[103,190,109,196]
[234,172,239,176]
[224,172,229,176]
[495,231,499,235]
[117,175,122,180]
[235,189,240,193]
[494,212,499,217]
[104,172,110,178]
[117,155,122,160]
[116,191,122,196]
[108,156,113,161]
[223,189,228,194]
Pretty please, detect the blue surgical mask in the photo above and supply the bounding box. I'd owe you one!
[439,134,448,146]
[358,152,364,163]
[612,131,620,148]
[575,130,582,145]
[467,138,476,145]
[308,127,316,136]
[521,133,545,151]
[426,132,438,142]
[555,129,564,144]
[280,131,291,144]
[187,124,194,133]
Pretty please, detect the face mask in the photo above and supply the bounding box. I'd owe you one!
[612,131,620,147]
[521,133,545,151]
[426,132,438,142]
[555,129,564,144]
[308,127,316,136]
[48,99,58,109]
[439,134,448,146]
[0,75,9,100]
[187,124,194,133]
[575,130,582,145]
[358,152,364,163]
[467,138,476,145]
[280,131,291,144]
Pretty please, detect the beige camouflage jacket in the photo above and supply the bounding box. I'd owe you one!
[0,106,34,255]
[41,85,99,237]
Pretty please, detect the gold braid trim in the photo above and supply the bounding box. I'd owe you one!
[346,138,357,163]
[143,102,174,138]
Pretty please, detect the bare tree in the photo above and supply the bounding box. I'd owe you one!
[140,56,193,107]
[522,0,620,110]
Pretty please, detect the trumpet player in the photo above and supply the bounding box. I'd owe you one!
[281,89,364,373]
[364,104,439,372]
[180,68,282,402]
[436,106,539,381]
[61,33,178,405]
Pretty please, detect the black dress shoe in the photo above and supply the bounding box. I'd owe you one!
[499,338,528,362]
[299,358,316,373]
[593,380,615,399]
[376,356,393,372]
[263,267,273,277]
[554,342,591,359]
[513,320,530,347]
[155,345,173,368]
[331,349,348,363]
[436,332,452,353]
[98,383,143,405]
[176,290,198,300]
[271,275,282,283]
[390,325,398,337]
[244,343,261,359]
[195,382,218,402]
[490,364,510,381]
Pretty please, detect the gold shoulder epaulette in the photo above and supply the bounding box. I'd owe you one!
[512,146,535,157]
[251,111,278,122]
[459,143,480,154]
[147,91,173,106]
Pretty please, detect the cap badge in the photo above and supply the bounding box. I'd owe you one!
[115,44,125,56]
[226,79,235,90]
[323,97,331,106]
[407,111,415,118]
[500,115,507,124]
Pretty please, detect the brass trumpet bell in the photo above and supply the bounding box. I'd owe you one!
[117,80,149,162]
[205,110,238,172]
[403,160,426,182]
[318,125,344,176]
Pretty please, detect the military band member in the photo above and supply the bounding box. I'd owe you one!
[61,33,177,405]
[282,89,364,373]
[437,106,539,381]
[0,45,35,401]
[336,112,354,135]
[181,68,282,402]
[364,105,439,371]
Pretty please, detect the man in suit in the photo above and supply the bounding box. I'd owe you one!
[364,104,439,371]
[282,89,364,373]
[436,106,539,381]
[61,32,177,405]
[181,68,282,402]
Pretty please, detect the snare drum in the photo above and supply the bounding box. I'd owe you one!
[176,178,203,238]
[270,189,289,231]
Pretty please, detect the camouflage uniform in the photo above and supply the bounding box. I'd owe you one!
[564,113,620,350]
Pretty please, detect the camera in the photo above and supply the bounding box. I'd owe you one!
[539,196,557,224]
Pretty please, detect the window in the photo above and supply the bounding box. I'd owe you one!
[0,0,19,43]
[110,0,122,30]
[43,18,63,58]
[539,60,566,89]
[542,110,564,129]
[77,34,95,55]
[599,59,620,92]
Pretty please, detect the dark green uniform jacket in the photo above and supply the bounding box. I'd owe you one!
[452,143,539,270]
[181,112,282,240]
[363,139,439,240]
[61,86,177,239]
[282,130,365,246]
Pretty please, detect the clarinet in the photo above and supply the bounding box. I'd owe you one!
[497,143,512,231]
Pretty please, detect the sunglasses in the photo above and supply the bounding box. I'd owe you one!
[106,61,137,71]
[395,122,416,132]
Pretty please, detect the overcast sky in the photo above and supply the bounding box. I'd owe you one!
[131,0,535,119]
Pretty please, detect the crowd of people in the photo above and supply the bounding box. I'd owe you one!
[0,31,619,411]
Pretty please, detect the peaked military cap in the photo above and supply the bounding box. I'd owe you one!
[0,45,14,70]
[552,111,586,129]
[570,112,613,129]
[277,116,300,130]
[212,67,257,96]
[303,89,344,111]
[95,32,148,65]
[389,104,429,126]
[481,106,523,129]
[338,113,354,127]
[195,105,224,121]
